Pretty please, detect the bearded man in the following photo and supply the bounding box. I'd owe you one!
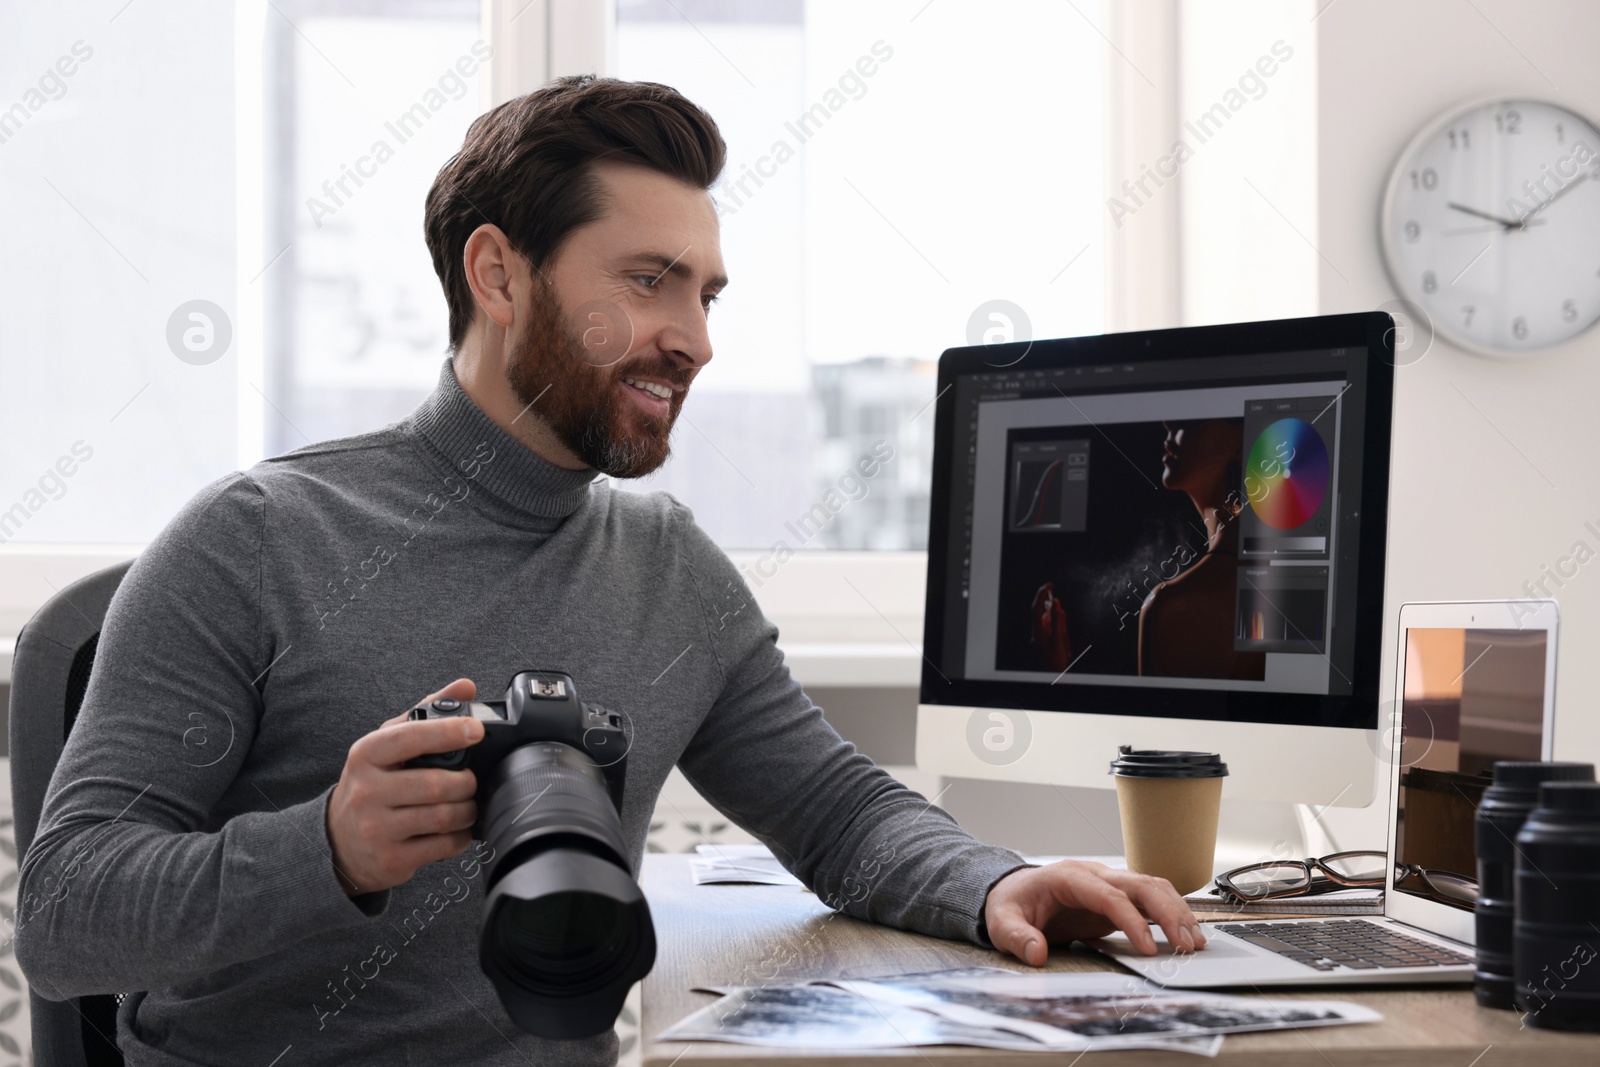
[17,75,1204,1067]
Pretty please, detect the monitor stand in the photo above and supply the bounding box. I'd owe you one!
[1213,796,1305,874]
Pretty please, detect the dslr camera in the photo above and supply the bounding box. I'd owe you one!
[405,669,655,1039]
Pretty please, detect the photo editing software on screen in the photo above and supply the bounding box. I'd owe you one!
[935,346,1373,706]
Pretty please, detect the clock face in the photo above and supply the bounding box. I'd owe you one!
[1382,98,1600,356]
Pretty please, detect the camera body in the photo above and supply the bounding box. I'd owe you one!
[405,670,628,821]
[400,670,653,1041]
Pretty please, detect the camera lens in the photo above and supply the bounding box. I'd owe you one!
[493,890,632,984]
[499,894,622,966]
[1475,761,1594,1009]
[475,742,655,1038]
[1514,780,1600,1029]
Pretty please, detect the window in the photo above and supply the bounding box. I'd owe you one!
[1,1,1109,638]
[611,0,1104,549]
[1,2,242,548]
[263,0,487,456]
[0,0,484,555]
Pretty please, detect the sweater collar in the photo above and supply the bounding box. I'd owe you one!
[408,357,598,522]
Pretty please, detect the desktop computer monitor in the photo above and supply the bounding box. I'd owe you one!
[915,312,1396,808]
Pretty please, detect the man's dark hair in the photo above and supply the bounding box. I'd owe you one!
[424,74,726,352]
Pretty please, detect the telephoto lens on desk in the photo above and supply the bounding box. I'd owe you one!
[1474,761,1595,1009]
[1513,780,1600,1030]
[405,670,656,1040]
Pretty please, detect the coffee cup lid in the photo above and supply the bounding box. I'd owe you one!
[1109,744,1228,778]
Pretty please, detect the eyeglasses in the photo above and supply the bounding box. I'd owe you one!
[1214,850,1387,902]
[1215,852,1482,905]
[1394,862,1479,905]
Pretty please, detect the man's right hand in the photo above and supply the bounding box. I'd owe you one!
[325,678,486,897]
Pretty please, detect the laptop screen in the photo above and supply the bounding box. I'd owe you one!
[1393,627,1550,912]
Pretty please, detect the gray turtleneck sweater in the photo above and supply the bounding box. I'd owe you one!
[15,359,1032,1067]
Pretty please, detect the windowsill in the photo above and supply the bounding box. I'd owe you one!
[0,551,932,687]
[0,640,925,690]
[781,642,921,688]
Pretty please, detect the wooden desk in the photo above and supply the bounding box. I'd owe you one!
[640,853,1596,1066]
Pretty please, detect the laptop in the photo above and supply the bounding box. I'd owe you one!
[1090,598,1559,987]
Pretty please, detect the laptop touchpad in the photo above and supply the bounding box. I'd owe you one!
[1096,931,1262,960]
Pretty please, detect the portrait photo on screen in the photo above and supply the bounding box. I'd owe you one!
[994,417,1265,682]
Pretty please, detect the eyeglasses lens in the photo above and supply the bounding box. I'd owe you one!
[1228,865,1308,898]
[1321,853,1386,882]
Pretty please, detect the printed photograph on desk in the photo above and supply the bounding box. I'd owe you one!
[658,981,1222,1055]
[825,967,1381,1042]
[689,843,804,886]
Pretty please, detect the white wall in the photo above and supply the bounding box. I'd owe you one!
[1306,0,1600,848]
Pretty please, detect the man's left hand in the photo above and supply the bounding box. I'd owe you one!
[981,860,1207,967]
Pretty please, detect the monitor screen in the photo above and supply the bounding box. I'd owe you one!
[921,313,1395,731]
[1393,627,1550,912]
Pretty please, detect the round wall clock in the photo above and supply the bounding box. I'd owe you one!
[1380,97,1600,357]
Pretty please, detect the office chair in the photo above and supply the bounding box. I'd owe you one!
[9,560,135,1067]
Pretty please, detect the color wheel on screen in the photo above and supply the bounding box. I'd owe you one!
[1245,418,1329,530]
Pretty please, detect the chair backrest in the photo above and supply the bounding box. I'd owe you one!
[9,560,135,1067]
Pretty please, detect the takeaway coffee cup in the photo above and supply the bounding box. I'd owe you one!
[1110,745,1228,894]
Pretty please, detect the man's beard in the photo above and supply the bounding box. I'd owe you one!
[504,276,691,478]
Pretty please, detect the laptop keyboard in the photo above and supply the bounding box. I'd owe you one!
[1213,919,1474,971]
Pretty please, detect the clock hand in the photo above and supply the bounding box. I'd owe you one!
[1446,201,1523,229]
[1518,171,1590,223]
[1442,220,1547,236]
